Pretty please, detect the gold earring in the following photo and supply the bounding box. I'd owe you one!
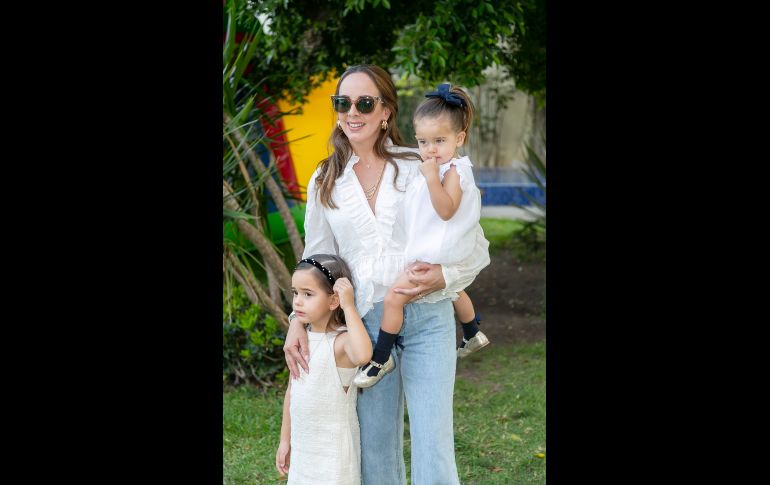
[381,119,388,131]
[337,120,343,130]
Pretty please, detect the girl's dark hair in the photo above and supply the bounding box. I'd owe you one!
[413,84,475,143]
[294,254,354,330]
[315,64,421,209]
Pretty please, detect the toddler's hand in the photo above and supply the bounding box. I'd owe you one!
[333,277,355,311]
[420,156,439,180]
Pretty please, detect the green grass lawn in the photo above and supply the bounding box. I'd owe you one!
[479,217,545,261]
[223,340,546,484]
[479,217,526,248]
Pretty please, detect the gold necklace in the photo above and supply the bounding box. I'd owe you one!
[362,161,386,200]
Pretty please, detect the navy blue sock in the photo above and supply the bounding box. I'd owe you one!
[367,330,398,377]
[459,314,481,346]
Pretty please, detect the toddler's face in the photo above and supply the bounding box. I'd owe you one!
[414,114,466,165]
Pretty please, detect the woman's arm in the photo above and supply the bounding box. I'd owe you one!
[334,278,373,366]
[283,320,309,378]
[421,160,463,220]
[439,227,491,294]
[302,171,338,257]
[393,227,490,299]
[284,172,336,377]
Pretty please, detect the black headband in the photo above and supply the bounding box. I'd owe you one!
[296,258,336,285]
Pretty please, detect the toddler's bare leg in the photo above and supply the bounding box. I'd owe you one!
[452,290,476,323]
[353,273,417,386]
[381,273,415,334]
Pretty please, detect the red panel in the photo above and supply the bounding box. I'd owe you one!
[257,97,300,196]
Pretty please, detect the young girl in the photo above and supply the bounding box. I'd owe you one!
[353,83,489,388]
[275,254,372,483]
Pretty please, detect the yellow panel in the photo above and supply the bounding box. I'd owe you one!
[277,76,340,200]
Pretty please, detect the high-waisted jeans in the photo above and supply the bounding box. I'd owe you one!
[357,299,460,485]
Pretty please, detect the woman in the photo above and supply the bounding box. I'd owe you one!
[283,64,490,484]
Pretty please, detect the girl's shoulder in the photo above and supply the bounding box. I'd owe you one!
[329,325,348,343]
[331,327,357,368]
[443,157,477,187]
[452,155,474,168]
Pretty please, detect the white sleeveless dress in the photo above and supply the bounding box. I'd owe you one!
[401,156,482,265]
[288,328,361,485]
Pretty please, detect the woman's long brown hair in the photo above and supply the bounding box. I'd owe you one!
[315,64,421,208]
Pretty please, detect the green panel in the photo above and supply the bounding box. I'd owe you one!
[224,204,306,249]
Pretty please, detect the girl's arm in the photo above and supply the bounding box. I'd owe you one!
[333,278,373,366]
[421,160,463,220]
[275,381,291,476]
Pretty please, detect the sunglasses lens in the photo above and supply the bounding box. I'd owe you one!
[332,97,351,112]
[356,97,375,113]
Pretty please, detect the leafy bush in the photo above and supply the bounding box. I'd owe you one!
[510,220,546,262]
[223,283,288,387]
[511,134,546,262]
[479,217,545,261]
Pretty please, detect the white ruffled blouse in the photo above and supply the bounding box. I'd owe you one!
[303,145,491,318]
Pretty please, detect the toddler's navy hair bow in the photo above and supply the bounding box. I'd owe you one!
[425,83,464,107]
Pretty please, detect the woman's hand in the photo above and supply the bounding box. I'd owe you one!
[275,440,291,476]
[283,319,309,378]
[392,262,446,302]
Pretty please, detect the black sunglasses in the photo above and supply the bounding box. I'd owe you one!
[330,95,382,114]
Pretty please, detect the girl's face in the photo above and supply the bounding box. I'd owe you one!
[336,72,391,150]
[414,114,466,166]
[291,269,338,326]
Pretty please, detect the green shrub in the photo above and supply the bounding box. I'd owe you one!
[480,217,545,262]
[510,220,546,262]
[223,284,288,387]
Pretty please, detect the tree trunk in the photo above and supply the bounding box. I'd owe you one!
[223,181,293,303]
[266,265,281,303]
[224,113,305,261]
[225,252,290,330]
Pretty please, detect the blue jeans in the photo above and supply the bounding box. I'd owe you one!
[358,299,460,485]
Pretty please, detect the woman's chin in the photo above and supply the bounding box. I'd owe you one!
[346,131,378,145]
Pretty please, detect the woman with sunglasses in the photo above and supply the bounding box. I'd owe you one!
[283,64,490,485]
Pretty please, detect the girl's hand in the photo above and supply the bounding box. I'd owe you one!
[283,319,310,378]
[333,277,355,311]
[392,262,446,302]
[420,156,440,181]
[275,441,291,476]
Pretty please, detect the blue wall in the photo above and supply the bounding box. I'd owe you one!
[474,168,546,206]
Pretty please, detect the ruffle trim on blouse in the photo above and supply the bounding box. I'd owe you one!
[338,150,415,249]
[350,252,407,317]
[329,144,419,317]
